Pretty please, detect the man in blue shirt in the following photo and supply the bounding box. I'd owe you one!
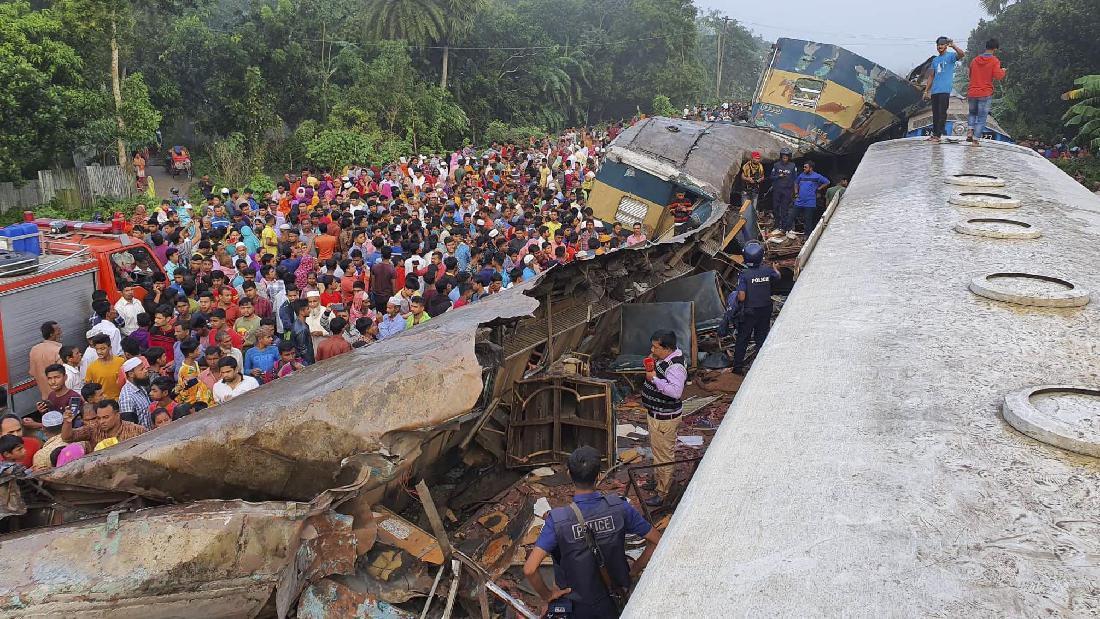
[244,330,279,382]
[377,298,406,340]
[923,36,966,143]
[793,161,830,236]
[523,446,661,618]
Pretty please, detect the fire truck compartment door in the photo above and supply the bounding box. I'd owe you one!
[0,270,96,412]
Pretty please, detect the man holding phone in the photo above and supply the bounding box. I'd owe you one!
[32,364,82,432]
[640,330,688,507]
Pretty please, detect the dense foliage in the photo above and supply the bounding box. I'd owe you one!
[1062,75,1100,150]
[966,0,1100,139]
[2,0,764,182]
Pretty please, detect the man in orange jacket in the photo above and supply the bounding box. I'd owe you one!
[967,38,1007,146]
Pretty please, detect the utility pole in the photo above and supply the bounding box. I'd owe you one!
[715,16,731,102]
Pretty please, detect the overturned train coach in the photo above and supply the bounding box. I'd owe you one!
[0,118,761,617]
[750,38,926,155]
[588,116,797,240]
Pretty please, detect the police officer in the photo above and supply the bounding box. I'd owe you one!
[732,241,780,374]
[769,147,798,235]
[523,446,662,618]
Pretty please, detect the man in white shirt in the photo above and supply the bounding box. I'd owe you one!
[212,357,259,404]
[61,345,85,392]
[89,300,123,356]
[113,285,143,335]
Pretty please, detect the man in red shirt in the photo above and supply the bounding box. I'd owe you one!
[315,317,352,361]
[967,38,1007,146]
[314,223,337,260]
[217,286,240,324]
[1,415,41,469]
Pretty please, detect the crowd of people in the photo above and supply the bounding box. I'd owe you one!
[0,127,677,474]
[681,100,751,123]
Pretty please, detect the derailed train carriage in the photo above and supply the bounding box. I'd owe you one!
[750,38,926,155]
[0,120,762,617]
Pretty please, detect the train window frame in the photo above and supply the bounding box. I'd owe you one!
[790,78,826,110]
[615,196,649,226]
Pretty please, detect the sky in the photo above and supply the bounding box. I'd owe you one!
[699,0,992,75]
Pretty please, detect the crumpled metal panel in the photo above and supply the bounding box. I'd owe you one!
[610,118,799,199]
[298,577,417,619]
[0,500,327,619]
[40,290,540,503]
[0,478,26,518]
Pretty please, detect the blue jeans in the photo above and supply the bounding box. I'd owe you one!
[968,96,992,138]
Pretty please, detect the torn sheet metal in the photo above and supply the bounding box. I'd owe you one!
[40,290,539,503]
[0,499,354,619]
[373,507,444,566]
[298,577,417,619]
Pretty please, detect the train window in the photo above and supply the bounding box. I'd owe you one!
[615,196,649,226]
[790,78,825,109]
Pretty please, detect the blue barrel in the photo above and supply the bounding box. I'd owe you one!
[0,225,16,252]
[21,223,41,255]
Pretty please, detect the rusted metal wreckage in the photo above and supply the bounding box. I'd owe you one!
[0,119,771,617]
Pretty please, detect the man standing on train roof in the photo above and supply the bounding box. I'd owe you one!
[967,38,1006,147]
[732,241,780,375]
[769,147,797,236]
[923,36,966,144]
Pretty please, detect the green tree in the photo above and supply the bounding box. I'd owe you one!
[697,11,767,102]
[652,95,677,117]
[305,129,410,170]
[0,2,96,180]
[967,0,1100,138]
[1063,75,1100,149]
[56,0,137,169]
[362,0,486,89]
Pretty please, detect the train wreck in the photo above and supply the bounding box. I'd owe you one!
[0,119,781,616]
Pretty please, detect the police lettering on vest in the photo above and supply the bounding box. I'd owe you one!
[738,264,780,308]
[548,495,631,612]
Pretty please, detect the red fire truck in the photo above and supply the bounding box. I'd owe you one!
[0,215,164,415]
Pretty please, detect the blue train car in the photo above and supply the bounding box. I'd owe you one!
[905,95,1013,142]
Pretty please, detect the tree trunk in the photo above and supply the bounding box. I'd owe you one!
[111,19,128,172]
[440,44,450,89]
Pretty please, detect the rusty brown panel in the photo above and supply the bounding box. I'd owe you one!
[297,577,417,619]
[0,500,311,618]
[275,511,359,618]
[507,376,615,468]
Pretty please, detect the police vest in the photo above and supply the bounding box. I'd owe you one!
[640,351,684,415]
[739,266,777,309]
[548,495,631,608]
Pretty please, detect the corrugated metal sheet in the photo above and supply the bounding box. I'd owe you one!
[0,270,96,390]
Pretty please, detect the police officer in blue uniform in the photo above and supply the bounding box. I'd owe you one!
[769,147,797,233]
[523,446,662,618]
[732,241,780,374]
